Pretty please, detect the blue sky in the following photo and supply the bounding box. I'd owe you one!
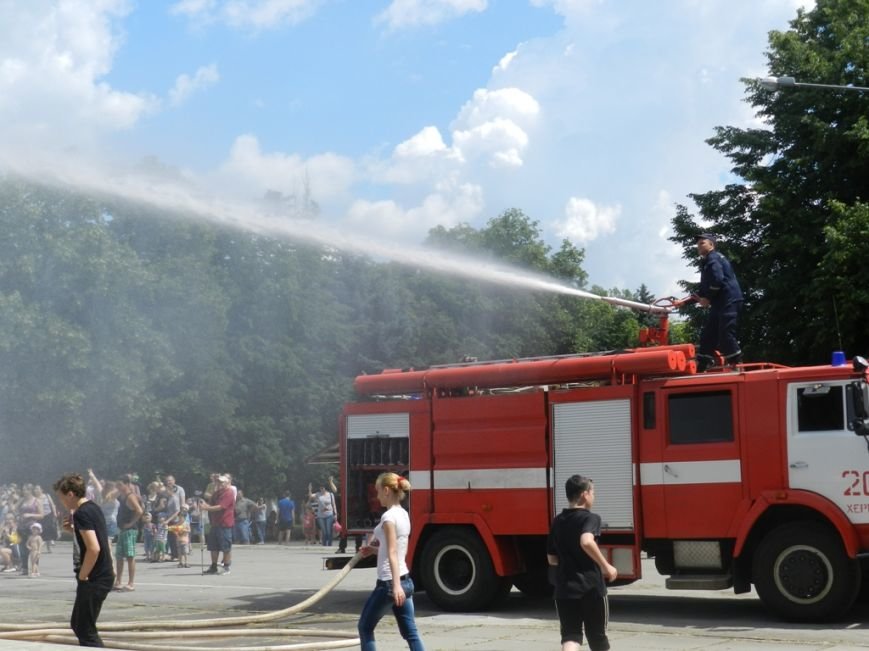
[0,0,812,297]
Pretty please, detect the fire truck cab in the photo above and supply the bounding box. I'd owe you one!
[338,346,869,621]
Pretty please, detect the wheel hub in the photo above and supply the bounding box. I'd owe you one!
[774,545,832,604]
[435,545,475,595]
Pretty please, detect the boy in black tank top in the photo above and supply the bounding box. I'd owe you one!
[547,475,618,651]
[54,473,115,647]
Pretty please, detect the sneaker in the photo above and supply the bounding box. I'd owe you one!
[222,567,231,575]
[203,566,219,575]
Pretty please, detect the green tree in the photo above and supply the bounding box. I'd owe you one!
[0,176,660,495]
[0,179,179,479]
[671,0,869,363]
[423,209,638,360]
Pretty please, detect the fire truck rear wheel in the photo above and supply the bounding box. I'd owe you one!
[420,528,510,611]
[752,522,861,621]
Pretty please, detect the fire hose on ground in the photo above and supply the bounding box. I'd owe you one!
[0,551,364,650]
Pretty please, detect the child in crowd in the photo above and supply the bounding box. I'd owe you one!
[141,512,155,561]
[27,522,43,576]
[0,545,12,572]
[1,514,20,571]
[187,497,203,543]
[302,503,316,545]
[0,516,15,572]
[154,515,169,562]
[170,508,191,568]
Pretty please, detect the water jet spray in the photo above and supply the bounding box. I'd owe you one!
[1,162,671,328]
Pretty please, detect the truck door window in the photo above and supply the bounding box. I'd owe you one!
[643,392,656,429]
[668,391,733,444]
[797,385,844,432]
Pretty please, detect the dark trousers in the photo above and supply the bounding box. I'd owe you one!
[71,580,111,647]
[555,594,610,651]
[699,301,741,359]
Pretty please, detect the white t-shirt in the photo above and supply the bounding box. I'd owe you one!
[316,492,335,518]
[374,505,410,581]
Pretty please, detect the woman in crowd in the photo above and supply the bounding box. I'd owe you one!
[309,483,337,547]
[33,485,59,552]
[88,473,120,536]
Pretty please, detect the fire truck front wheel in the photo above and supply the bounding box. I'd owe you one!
[752,522,861,621]
[420,528,510,611]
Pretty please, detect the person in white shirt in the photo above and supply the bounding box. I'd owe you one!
[357,473,424,651]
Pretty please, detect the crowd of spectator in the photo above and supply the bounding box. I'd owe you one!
[1,482,59,575]
[1,470,347,578]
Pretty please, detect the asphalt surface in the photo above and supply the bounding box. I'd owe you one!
[0,541,867,650]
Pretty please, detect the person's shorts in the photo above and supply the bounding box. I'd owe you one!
[206,526,233,553]
[115,529,137,559]
[278,520,293,531]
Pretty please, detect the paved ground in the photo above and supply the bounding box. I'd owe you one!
[0,541,867,650]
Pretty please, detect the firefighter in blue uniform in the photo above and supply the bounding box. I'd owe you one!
[675,233,743,371]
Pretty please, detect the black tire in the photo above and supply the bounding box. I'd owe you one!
[752,522,861,621]
[420,527,510,611]
[512,568,554,598]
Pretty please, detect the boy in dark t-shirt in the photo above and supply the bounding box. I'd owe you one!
[547,475,618,651]
[54,473,115,647]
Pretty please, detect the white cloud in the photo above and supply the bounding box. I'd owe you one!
[346,180,483,238]
[394,125,449,158]
[529,0,602,21]
[375,0,487,30]
[492,49,518,75]
[453,87,539,128]
[376,125,461,184]
[169,63,220,106]
[450,87,539,167]
[452,118,528,168]
[555,197,620,243]
[170,0,324,30]
[169,0,217,17]
[375,85,541,182]
[218,134,355,201]
[0,1,157,151]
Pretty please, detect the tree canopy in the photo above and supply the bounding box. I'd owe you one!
[0,178,651,495]
[671,0,869,364]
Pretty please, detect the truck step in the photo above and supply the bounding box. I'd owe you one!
[666,574,733,591]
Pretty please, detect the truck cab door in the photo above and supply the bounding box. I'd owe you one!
[787,380,869,524]
[658,384,744,538]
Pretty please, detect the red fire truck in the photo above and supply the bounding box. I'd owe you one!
[337,342,869,621]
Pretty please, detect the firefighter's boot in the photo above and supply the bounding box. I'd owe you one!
[696,354,716,372]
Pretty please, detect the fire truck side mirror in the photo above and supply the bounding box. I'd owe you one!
[846,381,869,437]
